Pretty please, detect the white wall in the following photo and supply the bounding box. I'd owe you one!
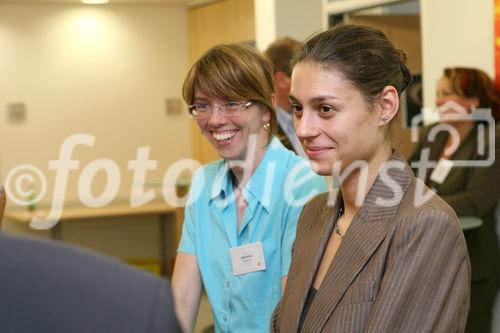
[0,3,190,205]
[254,0,323,50]
[421,0,494,122]
[254,0,276,50]
[275,0,323,42]
[0,3,189,262]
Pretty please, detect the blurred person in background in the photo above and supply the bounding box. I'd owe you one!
[265,37,305,157]
[0,186,181,333]
[410,67,500,333]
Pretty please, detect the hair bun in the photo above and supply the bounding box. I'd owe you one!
[396,49,412,92]
[400,63,412,92]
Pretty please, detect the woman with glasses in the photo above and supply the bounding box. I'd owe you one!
[172,43,326,333]
[271,25,470,332]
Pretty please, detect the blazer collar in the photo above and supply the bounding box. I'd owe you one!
[208,137,290,214]
[278,191,337,333]
[427,129,448,163]
[297,151,414,332]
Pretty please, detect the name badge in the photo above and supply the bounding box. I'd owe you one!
[229,242,266,275]
[430,159,454,184]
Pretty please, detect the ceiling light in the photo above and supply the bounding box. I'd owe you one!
[81,0,109,4]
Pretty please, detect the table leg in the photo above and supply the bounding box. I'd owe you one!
[159,214,168,276]
[51,222,62,240]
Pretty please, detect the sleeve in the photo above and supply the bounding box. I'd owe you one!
[408,124,432,166]
[177,168,206,256]
[281,166,327,276]
[177,204,196,255]
[270,300,281,333]
[440,126,500,216]
[365,208,470,333]
[149,280,182,333]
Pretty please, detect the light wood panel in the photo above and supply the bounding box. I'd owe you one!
[349,15,422,159]
[187,0,255,164]
[4,202,175,224]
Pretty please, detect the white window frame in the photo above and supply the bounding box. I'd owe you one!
[322,0,410,28]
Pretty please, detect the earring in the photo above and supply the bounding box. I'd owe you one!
[263,123,270,132]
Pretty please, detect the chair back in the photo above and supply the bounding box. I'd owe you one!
[0,186,6,225]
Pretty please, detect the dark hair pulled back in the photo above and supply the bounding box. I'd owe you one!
[293,24,412,104]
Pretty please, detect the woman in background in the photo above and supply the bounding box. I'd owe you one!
[271,25,470,332]
[172,44,326,333]
[410,67,500,333]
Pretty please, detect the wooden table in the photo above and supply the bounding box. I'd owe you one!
[5,202,180,276]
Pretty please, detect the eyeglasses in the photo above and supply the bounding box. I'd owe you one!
[187,100,253,119]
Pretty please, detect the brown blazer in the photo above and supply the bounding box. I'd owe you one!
[271,152,470,333]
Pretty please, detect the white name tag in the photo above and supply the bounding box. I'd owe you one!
[229,241,266,275]
[430,159,454,184]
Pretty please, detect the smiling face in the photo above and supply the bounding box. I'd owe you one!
[290,62,386,176]
[194,88,271,161]
[436,76,478,120]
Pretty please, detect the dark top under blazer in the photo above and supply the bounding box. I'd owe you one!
[271,151,470,333]
[0,233,181,333]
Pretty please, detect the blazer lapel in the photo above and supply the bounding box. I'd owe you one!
[279,192,342,333]
[419,129,447,182]
[301,151,414,332]
[429,130,447,162]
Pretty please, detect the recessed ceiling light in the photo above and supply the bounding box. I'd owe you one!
[81,0,109,4]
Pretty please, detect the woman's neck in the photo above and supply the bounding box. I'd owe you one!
[449,120,475,139]
[228,141,268,188]
[440,120,475,159]
[340,143,392,218]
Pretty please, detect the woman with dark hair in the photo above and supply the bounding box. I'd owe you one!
[271,25,470,332]
[410,67,500,333]
[172,44,326,333]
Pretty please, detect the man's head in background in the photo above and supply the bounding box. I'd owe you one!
[264,37,301,113]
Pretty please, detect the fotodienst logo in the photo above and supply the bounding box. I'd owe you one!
[410,101,495,170]
[3,101,496,230]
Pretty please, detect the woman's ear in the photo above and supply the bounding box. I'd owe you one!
[378,85,399,126]
[262,104,271,124]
